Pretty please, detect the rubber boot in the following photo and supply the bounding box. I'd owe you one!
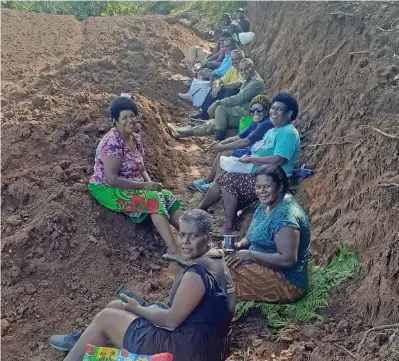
[192,120,216,137]
[176,126,194,138]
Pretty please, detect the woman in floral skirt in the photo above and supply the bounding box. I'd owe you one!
[89,96,182,260]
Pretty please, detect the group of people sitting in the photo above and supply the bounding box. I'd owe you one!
[49,9,311,361]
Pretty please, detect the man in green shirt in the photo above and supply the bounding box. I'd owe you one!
[209,58,265,140]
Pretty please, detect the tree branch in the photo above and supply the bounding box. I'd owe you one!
[317,38,349,66]
[356,324,399,354]
[306,140,356,147]
[372,127,399,140]
[335,344,359,359]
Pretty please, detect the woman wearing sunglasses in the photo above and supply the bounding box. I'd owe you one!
[188,94,273,195]
[199,92,300,237]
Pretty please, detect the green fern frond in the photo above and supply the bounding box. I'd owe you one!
[234,247,359,329]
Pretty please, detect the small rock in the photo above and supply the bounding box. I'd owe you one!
[83,123,97,134]
[304,341,316,350]
[25,283,37,295]
[72,183,86,192]
[76,317,84,324]
[68,173,81,181]
[53,165,66,181]
[150,281,160,290]
[59,160,71,170]
[6,215,22,226]
[88,235,98,244]
[129,251,140,261]
[337,320,349,332]
[40,281,49,288]
[149,264,161,271]
[1,319,10,335]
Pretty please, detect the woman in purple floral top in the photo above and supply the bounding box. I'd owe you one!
[88,97,182,260]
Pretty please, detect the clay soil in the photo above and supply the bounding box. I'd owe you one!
[1,3,399,361]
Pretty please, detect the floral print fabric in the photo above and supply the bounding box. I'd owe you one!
[90,128,145,186]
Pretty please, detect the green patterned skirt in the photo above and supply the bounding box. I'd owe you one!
[88,184,181,223]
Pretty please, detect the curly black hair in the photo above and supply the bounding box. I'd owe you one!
[109,97,138,123]
[271,92,299,121]
[255,164,290,195]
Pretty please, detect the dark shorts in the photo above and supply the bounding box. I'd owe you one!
[232,148,249,158]
[123,303,170,354]
[123,317,150,354]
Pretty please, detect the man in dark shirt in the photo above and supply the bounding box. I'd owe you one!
[236,8,250,32]
[222,13,242,42]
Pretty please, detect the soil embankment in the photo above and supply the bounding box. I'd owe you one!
[1,3,399,361]
[1,9,207,361]
[248,1,398,323]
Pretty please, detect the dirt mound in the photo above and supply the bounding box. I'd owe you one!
[1,9,206,361]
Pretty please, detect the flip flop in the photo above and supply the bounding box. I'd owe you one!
[163,253,187,266]
[167,123,180,140]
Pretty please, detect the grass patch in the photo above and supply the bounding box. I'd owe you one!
[235,247,360,328]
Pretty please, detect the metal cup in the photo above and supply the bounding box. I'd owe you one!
[223,234,237,253]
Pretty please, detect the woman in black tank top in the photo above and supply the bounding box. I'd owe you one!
[50,210,236,361]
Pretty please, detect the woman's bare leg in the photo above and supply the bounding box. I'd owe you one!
[169,208,182,230]
[64,308,138,361]
[199,183,221,211]
[106,300,125,310]
[205,153,222,183]
[219,189,238,234]
[151,214,179,254]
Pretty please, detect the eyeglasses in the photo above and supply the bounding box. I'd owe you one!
[249,107,264,114]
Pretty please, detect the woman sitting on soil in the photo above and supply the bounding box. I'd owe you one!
[226,165,310,302]
[188,94,273,194]
[89,96,182,260]
[50,209,236,361]
[199,92,300,236]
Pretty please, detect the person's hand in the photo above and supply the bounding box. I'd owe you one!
[237,155,252,163]
[221,241,242,250]
[211,84,221,98]
[134,122,142,133]
[225,250,251,268]
[208,102,218,117]
[120,294,141,313]
[203,141,218,151]
[144,181,163,191]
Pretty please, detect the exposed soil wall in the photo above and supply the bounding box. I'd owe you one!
[248,1,398,324]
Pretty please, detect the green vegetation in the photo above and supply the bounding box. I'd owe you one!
[235,247,360,329]
[1,1,247,24]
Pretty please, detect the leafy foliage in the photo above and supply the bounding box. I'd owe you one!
[235,247,360,329]
[1,0,247,24]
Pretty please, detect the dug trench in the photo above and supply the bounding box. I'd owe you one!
[1,3,398,361]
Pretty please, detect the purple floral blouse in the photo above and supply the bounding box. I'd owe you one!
[90,128,145,186]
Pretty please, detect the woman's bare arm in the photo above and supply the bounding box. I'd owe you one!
[103,156,149,190]
[129,272,206,329]
[249,227,300,269]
